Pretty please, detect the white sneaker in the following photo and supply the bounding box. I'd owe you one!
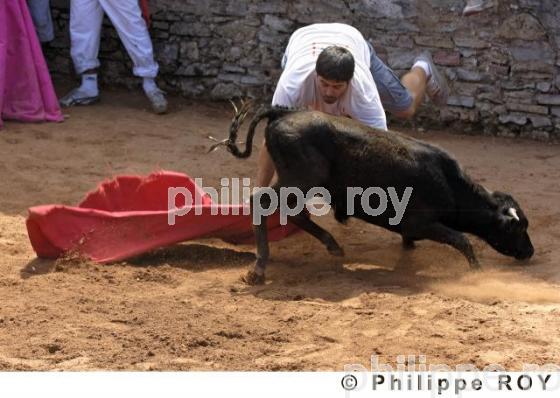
[414,52,449,106]
[145,88,168,114]
[59,87,99,107]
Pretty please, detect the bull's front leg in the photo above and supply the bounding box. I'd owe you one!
[404,222,480,269]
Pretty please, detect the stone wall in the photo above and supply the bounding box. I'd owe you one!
[46,0,560,140]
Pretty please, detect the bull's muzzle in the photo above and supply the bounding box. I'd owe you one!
[515,245,534,261]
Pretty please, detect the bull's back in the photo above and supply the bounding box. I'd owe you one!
[268,111,457,215]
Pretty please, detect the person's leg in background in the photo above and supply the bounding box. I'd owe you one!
[368,42,449,119]
[99,0,167,114]
[60,0,103,106]
[27,0,55,43]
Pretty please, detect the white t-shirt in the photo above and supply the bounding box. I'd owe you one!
[272,23,387,130]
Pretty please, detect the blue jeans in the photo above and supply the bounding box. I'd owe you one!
[367,41,413,113]
[27,0,54,42]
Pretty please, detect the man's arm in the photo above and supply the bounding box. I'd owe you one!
[271,77,296,107]
[348,80,388,130]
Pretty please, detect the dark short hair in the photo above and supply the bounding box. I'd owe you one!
[316,46,355,82]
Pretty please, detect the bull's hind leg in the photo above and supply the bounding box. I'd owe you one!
[245,139,334,284]
[243,182,311,285]
[243,189,344,285]
[403,223,480,269]
[243,219,268,285]
[242,187,278,285]
[288,213,344,257]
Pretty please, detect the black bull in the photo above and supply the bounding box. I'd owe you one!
[224,105,534,285]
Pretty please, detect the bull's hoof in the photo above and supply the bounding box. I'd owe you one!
[241,270,265,285]
[402,237,416,250]
[328,244,344,257]
[468,260,481,271]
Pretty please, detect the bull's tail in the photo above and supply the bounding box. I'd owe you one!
[226,104,298,159]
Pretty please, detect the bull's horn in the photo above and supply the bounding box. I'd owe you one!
[508,208,520,221]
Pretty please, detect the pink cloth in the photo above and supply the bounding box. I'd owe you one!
[26,171,300,263]
[0,0,63,128]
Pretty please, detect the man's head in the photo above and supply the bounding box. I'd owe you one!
[315,46,355,104]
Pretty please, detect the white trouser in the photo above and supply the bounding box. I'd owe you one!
[70,0,159,77]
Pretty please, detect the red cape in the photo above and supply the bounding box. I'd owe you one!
[26,171,299,263]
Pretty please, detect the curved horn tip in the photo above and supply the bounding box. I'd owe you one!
[508,207,520,221]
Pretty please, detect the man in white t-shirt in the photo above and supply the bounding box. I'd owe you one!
[273,24,388,130]
[257,23,449,187]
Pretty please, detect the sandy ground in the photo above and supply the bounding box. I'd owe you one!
[1,88,560,371]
